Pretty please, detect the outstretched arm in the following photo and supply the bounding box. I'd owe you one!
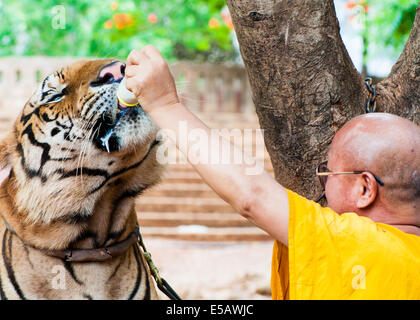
[125,45,289,245]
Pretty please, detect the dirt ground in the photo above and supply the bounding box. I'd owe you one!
[144,238,274,300]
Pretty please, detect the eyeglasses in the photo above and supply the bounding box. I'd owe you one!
[316,161,385,189]
[315,161,384,202]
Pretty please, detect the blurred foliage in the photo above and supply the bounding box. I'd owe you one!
[345,0,418,58]
[0,0,237,62]
[369,0,418,56]
[1,0,418,62]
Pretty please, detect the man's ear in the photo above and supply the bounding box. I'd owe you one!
[356,172,378,209]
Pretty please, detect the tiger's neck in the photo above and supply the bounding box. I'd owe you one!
[0,173,138,251]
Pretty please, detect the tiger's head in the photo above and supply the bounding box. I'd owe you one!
[0,59,165,249]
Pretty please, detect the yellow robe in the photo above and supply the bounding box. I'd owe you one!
[271,189,420,299]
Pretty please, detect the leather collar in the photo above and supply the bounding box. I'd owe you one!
[41,226,139,262]
[1,215,139,262]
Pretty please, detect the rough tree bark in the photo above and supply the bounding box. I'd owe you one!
[226,0,420,199]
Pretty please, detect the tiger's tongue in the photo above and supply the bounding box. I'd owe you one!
[118,102,128,110]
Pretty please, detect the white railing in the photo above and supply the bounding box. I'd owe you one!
[0,57,254,121]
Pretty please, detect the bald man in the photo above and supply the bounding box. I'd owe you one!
[125,45,420,299]
[326,114,420,235]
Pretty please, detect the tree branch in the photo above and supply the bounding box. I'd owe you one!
[226,0,367,199]
[376,6,420,124]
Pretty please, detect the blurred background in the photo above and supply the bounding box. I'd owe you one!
[0,0,417,70]
[0,0,238,61]
[0,0,417,299]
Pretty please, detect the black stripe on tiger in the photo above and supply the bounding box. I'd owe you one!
[0,269,7,300]
[128,244,143,300]
[104,186,147,245]
[16,143,49,184]
[108,251,127,281]
[58,70,65,81]
[52,210,92,225]
[55,120,72,130]
[17,237,34,269]
[50,127,60,136]
[81,92,105,119]
[105,230,124,243]
[17,122,78,182]
[17,143,37,179]
[57,167,109,180]
[62,259,83,285]
[17,142,76,183]
[79,93,96,107]
[69,229,100,249]
[83,293,93,300]
[21,100,64,126]
[20,105,41,126]
[2,229,26,299]
[18,129,158,193]
[137,243,151,300]
[41,76,48,93]
[89,140,160,195]
[42,112,59,123]
[21,124,51,169]
[52,141,157,195]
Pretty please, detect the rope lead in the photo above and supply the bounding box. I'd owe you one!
[136,223,182,300]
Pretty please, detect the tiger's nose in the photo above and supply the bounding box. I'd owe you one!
[98,61,126,83]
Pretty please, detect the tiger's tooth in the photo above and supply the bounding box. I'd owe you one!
[104,139,110,153]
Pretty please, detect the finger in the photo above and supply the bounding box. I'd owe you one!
[126,75,145,97]
[126,49,141,66]
[126,49,149,66]
[125,65,142,78]
[142,45,165,64]
[142,45,160,57]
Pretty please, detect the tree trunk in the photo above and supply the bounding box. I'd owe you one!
[226,0,420,199]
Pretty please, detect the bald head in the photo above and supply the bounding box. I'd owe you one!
[329,113,420,211]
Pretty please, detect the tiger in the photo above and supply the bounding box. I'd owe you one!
[0,59,166,299]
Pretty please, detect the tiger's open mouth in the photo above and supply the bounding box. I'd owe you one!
[92,102,136,153]
[99,106,133,153]
[92,95,155,154]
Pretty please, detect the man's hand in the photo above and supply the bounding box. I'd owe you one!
[125,45,180,114]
